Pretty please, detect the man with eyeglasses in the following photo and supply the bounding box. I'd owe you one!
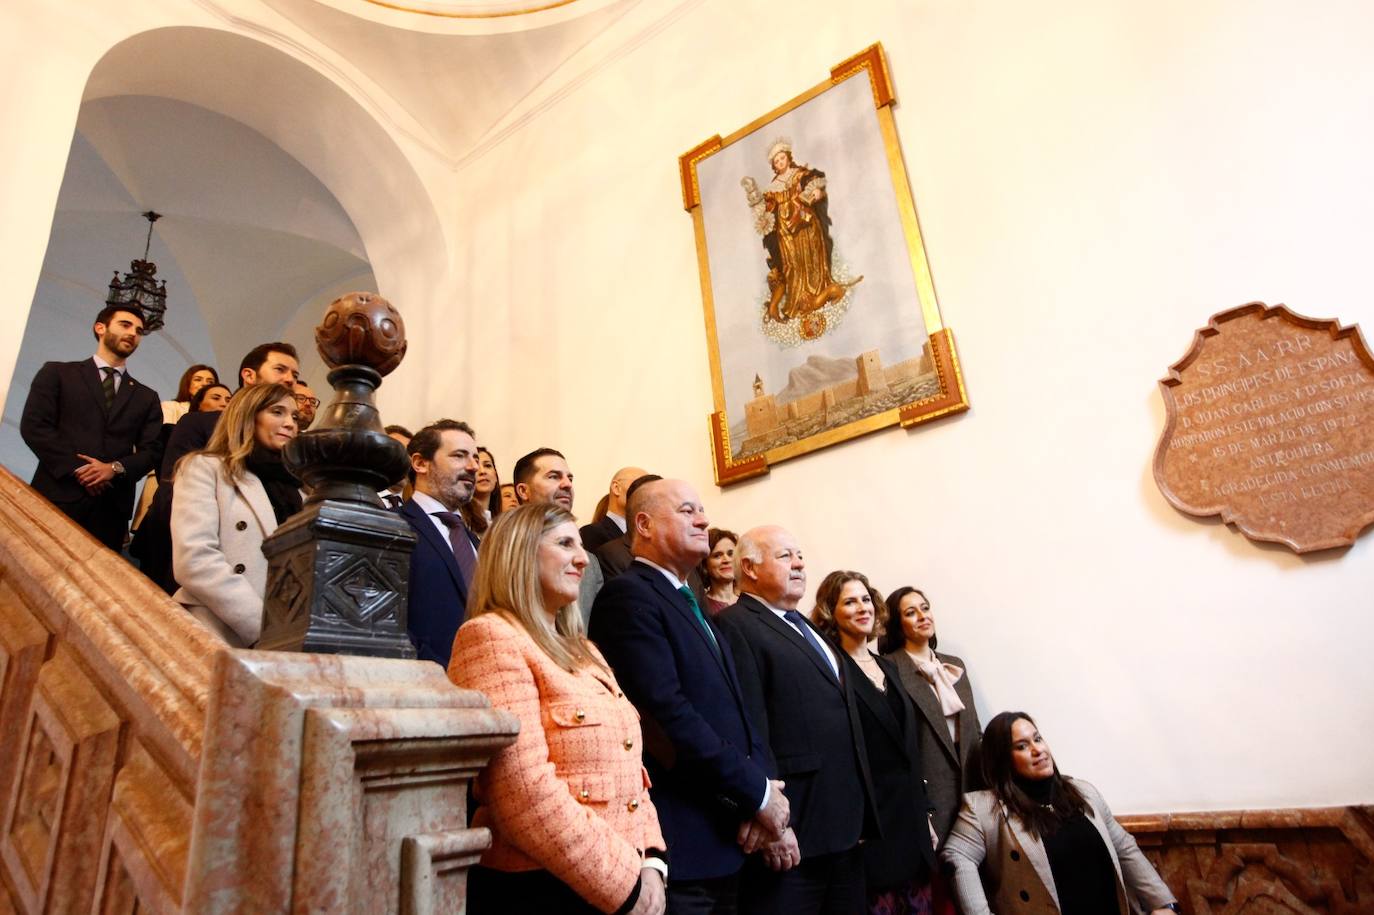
[293,380,320,430]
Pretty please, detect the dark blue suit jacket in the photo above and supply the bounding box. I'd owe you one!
[399,498,477,667]
[589,560,772,881]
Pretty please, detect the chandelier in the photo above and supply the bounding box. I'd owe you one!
[105,211,168,333]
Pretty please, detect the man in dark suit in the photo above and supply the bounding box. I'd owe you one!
[591,479,790,914]
[159,341,302,480]
[579,465,645,552]
[513,447,603,622]
[398,419,480,667]
[20,305,164,551]
[716,525,878,915]
[594,471,658,580]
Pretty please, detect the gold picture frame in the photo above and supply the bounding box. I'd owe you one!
[680,43,968,486]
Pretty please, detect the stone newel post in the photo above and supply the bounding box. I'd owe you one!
[257,292,418,657]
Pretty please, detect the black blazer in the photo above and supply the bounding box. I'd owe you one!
[579,514,622,553]
[715,594,878,859]
[161,409,220,480]
[20,359,163,517]
[595,534,634,578]
[399,498,477,667]
[590,562,772,881]
[843,651,938,887]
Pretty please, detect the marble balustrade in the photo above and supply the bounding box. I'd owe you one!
[0,466,516,913]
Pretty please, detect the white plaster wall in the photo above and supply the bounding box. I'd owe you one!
[1,0,1370,817]
[440,0,1374,813]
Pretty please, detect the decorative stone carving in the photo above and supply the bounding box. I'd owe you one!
[0,581,47,819]
[259,291,416,658]
[1120,805,1374,913]
[1155,302,1374,552]
[315,290,407,377]
[1,648,120,913]
[93,742,190,913]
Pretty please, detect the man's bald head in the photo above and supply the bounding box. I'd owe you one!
[607,465,647,516]
[628,478,710,578]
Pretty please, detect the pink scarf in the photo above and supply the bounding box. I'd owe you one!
[912,653,966,717]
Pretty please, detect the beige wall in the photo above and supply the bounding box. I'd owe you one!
[1,0,1370,816]
[443,0,1374,814]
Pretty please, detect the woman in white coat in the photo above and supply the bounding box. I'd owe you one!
[172,382,301,647]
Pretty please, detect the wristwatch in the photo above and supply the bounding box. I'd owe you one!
[111,461,125,476]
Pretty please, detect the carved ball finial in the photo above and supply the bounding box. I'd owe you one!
[315,292,407,376]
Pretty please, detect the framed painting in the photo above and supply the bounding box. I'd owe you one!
[680,43,968,486]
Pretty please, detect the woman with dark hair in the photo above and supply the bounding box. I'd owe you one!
[461,446,501,536]
[171,383,301,647]
[699,527,738,615]
[880,586,982,845]
[131,381,234,590]
[812,570,937,914]
[188,382,231,414]
[448,503,666,915]
[170,364,219,417]
[941,712,1178,915]
[131,365,222,569]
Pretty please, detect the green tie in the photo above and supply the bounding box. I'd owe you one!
[679,585,720,655]
[100,366,116,409]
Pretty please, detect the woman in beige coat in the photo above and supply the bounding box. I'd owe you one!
[941,712,1178,915]
[171,383,300,647]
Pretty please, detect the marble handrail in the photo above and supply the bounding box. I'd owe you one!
[0,466,517,912]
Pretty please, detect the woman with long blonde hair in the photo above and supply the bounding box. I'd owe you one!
[449,502,666,915]
[171,383,300,646]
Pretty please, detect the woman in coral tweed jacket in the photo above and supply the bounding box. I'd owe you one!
[449,503,667,915]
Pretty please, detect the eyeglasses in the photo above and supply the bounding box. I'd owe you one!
[294,394,321,409]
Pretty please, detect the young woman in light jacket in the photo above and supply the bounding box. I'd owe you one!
[171,382,300,647]
[941,711,1178,915]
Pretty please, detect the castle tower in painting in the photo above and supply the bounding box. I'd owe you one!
[856,349,888,395]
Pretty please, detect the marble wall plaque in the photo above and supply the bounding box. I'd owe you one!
[1155,302,1374,552]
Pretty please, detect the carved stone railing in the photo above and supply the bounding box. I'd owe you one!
[1120,806,1374,914]
[0,466,516,913]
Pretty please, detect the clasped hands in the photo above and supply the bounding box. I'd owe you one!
[736,779,801,872]
[74,454,117,495]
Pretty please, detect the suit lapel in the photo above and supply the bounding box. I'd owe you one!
[82,360,109,415]
[1081,784,1127,886]
[746,596,841,693]
[1001,802,1061,911]
[890,650,959,764]
[637,563,729,676]
[402,501,466,595]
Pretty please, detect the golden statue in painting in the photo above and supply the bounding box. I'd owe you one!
[742,139,862,332]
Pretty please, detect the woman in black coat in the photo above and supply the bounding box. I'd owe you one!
[813,570,937,914]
